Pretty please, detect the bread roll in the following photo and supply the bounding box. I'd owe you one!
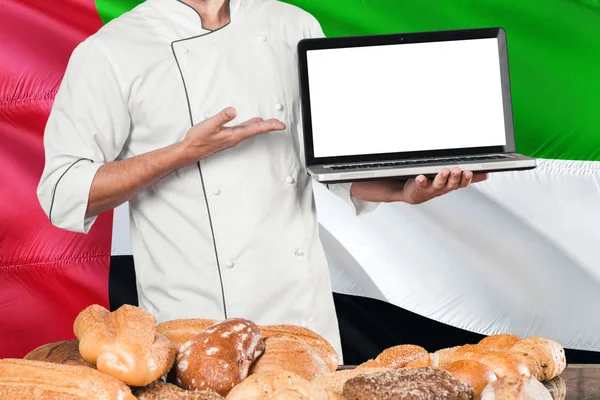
[356,359,380,369]
[134,381,223,399]
[226,370,307,400]
[312,367,390,395]
[406,352,432,368]
[432,346,461,368]
[157,318,218,347]
[470,352,530,379]
[261,325,339,372]
[443,360,498,399]
[250,334,330,381]
[478,335,521,352]
[543,376,566,400]
[0,358,135,400]
[510,351,544,381]
[176,318,265,396]
[509,337,566,381]
[74,304,177,386]
[269,382,343,400]
[451,344,489,363]
[480,375,552,400]
[375,344,430,369]
[24,340,93,368]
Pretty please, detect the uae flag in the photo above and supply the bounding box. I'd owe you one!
[1,0,599,364]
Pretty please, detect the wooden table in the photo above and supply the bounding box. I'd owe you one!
[338,364,600,399]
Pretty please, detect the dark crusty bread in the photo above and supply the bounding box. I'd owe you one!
[134,381,223,400]
[24,340,93,368]
[343,367,474,400]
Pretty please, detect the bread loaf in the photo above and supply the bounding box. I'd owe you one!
[432,346,461,368]
[134,381,223,399]
[478,335,521,352]
[480,375,552,400]
[0,358,135,400]
[250,334,330,381]
[374,344,430,369]
[406,352,432,368]
[74,304,177,386]
[269,382,344,400]
[343,367,474,400]
[312,367,390,395]
[157,319,218,347]
[470,352,530,379]
[356,359,380,369]
[226,370,307,400]
[443,360,498,399]
[509,337,566,381]
[261,324,339,372]
[175,318,265,396]
[24,340,93,368]
[451,345,489,363]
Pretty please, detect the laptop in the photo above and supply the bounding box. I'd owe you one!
[297,27,536,183]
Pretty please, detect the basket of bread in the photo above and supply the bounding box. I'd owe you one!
[0,304,567,399]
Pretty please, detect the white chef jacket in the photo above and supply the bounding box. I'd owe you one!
[37,0,378,360]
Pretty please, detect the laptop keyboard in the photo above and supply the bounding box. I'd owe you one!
[327,155,510,170]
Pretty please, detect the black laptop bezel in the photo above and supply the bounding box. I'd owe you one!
[297,27,516,166]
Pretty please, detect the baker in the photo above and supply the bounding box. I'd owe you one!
[37,0,487,360]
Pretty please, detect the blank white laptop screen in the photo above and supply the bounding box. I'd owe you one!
[305,38,507,158]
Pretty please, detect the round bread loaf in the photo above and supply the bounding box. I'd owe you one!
[470,352,530,379]
[480,375,552,400]
[509,337,566,381]
[542,376,566,400]
[375,344,430,369]
[175,318,265,396]
[443,360,497,399]
[261,325,339,372]
[24,340,93,368]
[312,367,390,395]
[343,367,474,400]
[134,381,223,400]
[478,335,520,352]
[250,334,330,381]
[432,346,461,368]
[226,370,307,400]
[157,319,218,347]
[451,345,489,363]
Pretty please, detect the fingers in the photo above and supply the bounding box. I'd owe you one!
[239,117,264,127]
[471,173,489,183]
[229,118,286,141]
[459,171,473,188]
[446,167,462,190]
[206,107,238,129]
[432,169,450,190]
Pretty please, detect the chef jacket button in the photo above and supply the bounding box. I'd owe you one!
[295,248,304,257]
[224,260,234,269]
[274,103,284,111]
[257,35,267,42]
[212,188,221,196]
[286,176,295,184]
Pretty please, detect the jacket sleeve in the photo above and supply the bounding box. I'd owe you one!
[37,37,131,233]
[304,16,379,216]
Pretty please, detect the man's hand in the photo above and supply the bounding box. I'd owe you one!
[180,107,286,165]
[349,167,488,205]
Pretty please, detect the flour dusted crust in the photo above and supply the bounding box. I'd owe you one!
[73,304,177,387]
[175,318,265,396]
[157,319,219,347]
[24,340,93,368]
[433,346,462,368]
[0,358,135,400]
[343,367,474,400]
[134,381,223,400]
[480,375,552,400]
[249,334,330,381]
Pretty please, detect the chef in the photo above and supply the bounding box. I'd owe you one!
[37,0,486,360]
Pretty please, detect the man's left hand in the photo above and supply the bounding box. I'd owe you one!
[349,167,488,205]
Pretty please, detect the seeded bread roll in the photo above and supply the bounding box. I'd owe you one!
[480,375,552,400]
[175,318,265,396]
[134,381,223,400]
[509,337,566,381]
[432,346,462,368]
[478,335,521,352]
[343,368,474,400]
[443,360,498,399]
[250,334,330,381]
[375,344,430,369]
[24,340,93,368]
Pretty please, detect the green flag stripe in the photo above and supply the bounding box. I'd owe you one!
[96,0,600,162]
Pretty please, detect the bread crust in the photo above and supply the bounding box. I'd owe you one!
[24,340,93,368]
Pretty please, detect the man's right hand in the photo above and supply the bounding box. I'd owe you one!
[180,107,286,165]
